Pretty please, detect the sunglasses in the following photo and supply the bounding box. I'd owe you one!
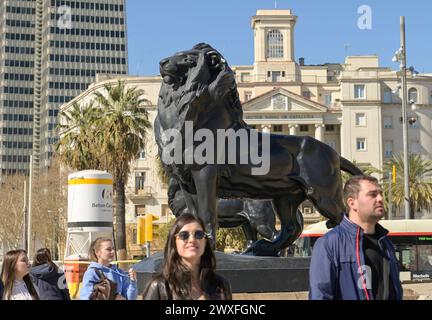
[175,230,206,241]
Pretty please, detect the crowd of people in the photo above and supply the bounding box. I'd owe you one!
[0,175,407,300]
[0,213,231,301]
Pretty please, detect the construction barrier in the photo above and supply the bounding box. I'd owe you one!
[64,259,90,299]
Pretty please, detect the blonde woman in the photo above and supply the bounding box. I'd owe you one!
[80,237,137,300]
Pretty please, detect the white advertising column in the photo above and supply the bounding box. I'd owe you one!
[65,170,114,260]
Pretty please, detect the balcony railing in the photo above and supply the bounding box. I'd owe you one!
[134,186,155,197]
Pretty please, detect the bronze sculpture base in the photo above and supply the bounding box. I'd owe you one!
[134,252,310,294]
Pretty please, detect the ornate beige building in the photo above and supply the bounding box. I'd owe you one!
[60,9,432,241]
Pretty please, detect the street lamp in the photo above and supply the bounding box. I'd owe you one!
[392,16,411,219]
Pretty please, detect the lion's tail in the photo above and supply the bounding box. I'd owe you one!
[340,156,363,176]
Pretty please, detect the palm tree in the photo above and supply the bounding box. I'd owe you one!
[94,80,151,260]
[381,154,432,219]
[56,102,104,170]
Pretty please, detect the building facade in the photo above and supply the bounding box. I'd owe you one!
[0,0,128,175]
[60,9,432,238]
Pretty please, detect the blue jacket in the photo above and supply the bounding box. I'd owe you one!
[309,215,403,300]
[79,262,137,300]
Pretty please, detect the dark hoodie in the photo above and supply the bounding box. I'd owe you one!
[30,263,71,300]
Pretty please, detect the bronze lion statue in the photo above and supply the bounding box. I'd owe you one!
[155,43,362,256]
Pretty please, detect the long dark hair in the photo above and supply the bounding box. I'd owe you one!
[145,214,217,299]
[32,248,58,271]
[0,250,39,300]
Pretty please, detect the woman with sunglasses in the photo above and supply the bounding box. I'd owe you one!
[142,213,232,300]
[0,249,40,300]
[80,237,137,300]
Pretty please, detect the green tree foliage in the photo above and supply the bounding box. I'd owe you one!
[56,102,105,170]
[216,227,246,252]
[379,154,432,219]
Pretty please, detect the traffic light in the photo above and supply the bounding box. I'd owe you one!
[137,216,145,244]
[392,165,396,184]
[137,213,159,244]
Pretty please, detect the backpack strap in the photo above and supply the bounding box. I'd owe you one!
[90,267,107,281]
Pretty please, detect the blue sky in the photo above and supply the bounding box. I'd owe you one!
[126,0,432,76]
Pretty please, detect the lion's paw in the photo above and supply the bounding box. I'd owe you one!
[242,239,280,257]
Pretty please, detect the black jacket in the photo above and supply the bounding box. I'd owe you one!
[143,273,232,300]
[30,263,71,300]
[0,279,3,300]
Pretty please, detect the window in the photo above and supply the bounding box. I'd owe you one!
[383,117,393,129]
[269,71,283,82]
[325,125,335,132]
[302,91,311,99]
[410,140,421,154]
[267,30,284,58]
[135,172,146,193]
[354,85,365,99]
[384,141,393,158]
[383,89,393,103]
[161,204,172,221]
[355,113,366,126]
[244,91,252,102]
[241,73,251,82]
[137,149,145,160]
[303,207,313,215]
[324,94,332,107]
[273,125,283,132]
[408,88,418,103]
[299,125,309,132]
[135,205,146,217]
[356,138,366,151]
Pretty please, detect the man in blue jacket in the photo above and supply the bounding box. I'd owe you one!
[309,175,403,300]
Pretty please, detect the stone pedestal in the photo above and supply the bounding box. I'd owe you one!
[134,251,311,294]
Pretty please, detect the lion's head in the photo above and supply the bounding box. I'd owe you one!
[156,43,243,132]
[159,43,228,90]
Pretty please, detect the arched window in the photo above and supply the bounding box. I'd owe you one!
[267,30,284,58]
[408,88,418,103]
